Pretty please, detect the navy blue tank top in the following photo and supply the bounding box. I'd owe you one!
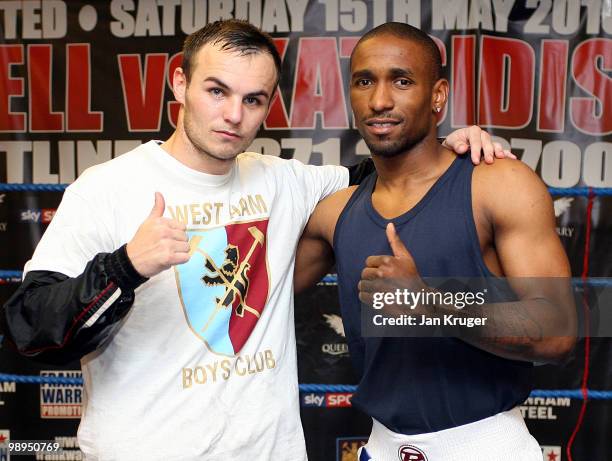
[333,155,532,434]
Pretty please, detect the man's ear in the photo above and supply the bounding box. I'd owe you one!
[432,78,449,113]
[173,67,187,105]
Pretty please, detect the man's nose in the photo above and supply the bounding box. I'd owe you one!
[369,83,394,112]
[223,96,243,125]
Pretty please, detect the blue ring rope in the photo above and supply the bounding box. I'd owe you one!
[0,184,68,192]
[1,184,612,196]
[319,275,612,287]
[548,187,612,196]
[2,272,612,287]
[0,373,608,400]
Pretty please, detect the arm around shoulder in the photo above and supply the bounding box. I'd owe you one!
[294,187,356,293]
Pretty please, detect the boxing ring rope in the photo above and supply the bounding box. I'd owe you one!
[317,275,612,287]
[2,272,612,288]
[0,374,610,401]
[2,183,611,195]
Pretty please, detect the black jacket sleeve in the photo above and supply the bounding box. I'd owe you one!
[1,244,147,365]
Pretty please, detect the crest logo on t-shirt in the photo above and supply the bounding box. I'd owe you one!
[175,220,269,356]
[398,445,428,461]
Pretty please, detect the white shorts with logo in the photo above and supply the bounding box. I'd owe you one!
[357,407,542,461]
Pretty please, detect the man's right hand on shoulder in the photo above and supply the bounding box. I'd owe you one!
[126,192,191,278]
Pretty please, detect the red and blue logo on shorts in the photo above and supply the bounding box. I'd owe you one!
[398,445,428,461]
[175,220,269,356]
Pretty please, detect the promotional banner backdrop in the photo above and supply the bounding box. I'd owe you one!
[0,1,610,460]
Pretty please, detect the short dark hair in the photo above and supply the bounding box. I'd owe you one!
[351,22,442,82]
[182,20,282,84]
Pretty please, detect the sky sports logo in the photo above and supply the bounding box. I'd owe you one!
[301,392,353,408]
[20,208,56,224]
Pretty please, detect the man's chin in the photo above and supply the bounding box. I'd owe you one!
[364,140,405,158]
[209,151,242,162]
[211,141,253,160]
[198,143,245,162]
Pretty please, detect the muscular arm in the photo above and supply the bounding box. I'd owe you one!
[458,160,576,363]
[293,230,335,294]
[294,187,356,293]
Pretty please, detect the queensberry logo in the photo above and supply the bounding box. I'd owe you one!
[40,370,82,419]
[301,392,353,408]
[20,208,56,223]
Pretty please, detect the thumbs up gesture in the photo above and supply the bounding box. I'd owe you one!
[358,223,422,305]
[126,192,190,278]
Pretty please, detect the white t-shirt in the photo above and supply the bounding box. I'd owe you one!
[26,141,348,460]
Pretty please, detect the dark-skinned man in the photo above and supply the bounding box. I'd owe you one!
[295,22,576,461]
